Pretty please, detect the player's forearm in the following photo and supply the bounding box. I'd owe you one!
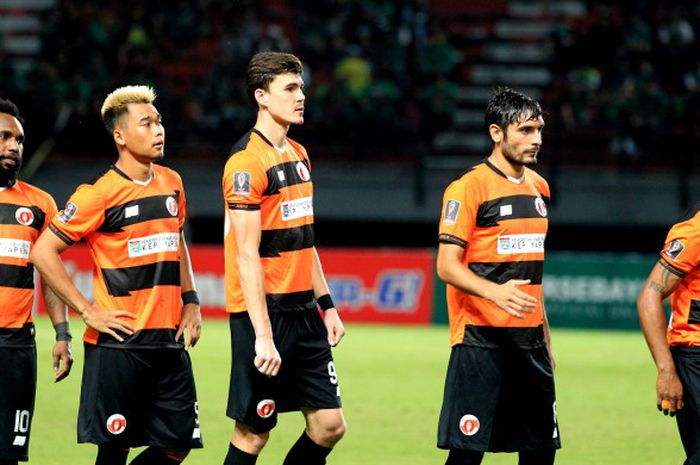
[179,233,197,293]
[42,280,69,326]
[31,248,90,315]
[311,247,331,297]
[237,252,272,337]
[637,290,676,373]
[437,258,498,300]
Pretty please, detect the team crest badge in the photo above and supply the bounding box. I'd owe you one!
[234,172,251,196]
[256,399,276,419]
[15,207,34,226]
[296,162,310,182]
[663,240,685,260]
[106,414,127,435]
[459,414,480,436]
[165,196,178,216]
[57,202,78,224]
[443,199,460,225]
[535,197,547,217]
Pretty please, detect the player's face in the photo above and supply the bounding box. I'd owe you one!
[262,73,305,126]
[115,103,165,162]
[0,112,24,180]
[500,115,544,166]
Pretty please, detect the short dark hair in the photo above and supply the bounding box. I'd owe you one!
[0,98,24,124]
[246,52,303,106]
[484,87,542,133]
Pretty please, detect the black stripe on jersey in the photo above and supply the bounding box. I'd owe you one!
[266,289,316,312]
[468,260,543,284]
[262,160,311,196]
[49,223,75,245]
[0,203,46,232]
[259,224,314,258]
[228,202,261,211]
[689,300,700,324]
[476,194,547,228]
[101,261,180,297]
[438,233,467,248]
[0,263,34,289]
[462,324,546,349]
[98,193,181,233]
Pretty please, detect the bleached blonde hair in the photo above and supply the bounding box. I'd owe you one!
[101,85,156,131]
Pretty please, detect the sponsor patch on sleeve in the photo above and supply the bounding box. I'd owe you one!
[443,199,460,225]
[663,239,685,260]
[57,202,78,224]
[233,172,251,196]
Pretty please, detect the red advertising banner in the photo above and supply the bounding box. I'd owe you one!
[37,246,434,324]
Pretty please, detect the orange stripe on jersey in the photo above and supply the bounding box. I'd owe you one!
[50,164,187,347]
[0,180,57,346]
[438,160,550,348]
[659,205,700,346]
[223,129,316,313]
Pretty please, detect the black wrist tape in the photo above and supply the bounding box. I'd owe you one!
[54,321,72,342]
[317,294,335,311]
[182,290,200,305]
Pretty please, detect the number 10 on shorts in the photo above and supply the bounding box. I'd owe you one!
[14,410,29,433]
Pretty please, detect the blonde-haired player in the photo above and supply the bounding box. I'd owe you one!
[31,86,203,465]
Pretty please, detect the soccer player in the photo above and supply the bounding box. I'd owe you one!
[221,52,346,465]
[637,207,700,462]
[435,87,560,465]
[30,86,203,465]
[0,97,73,465]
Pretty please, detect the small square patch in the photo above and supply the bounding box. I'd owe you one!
[233,172,251,196]
[443,199,460,225]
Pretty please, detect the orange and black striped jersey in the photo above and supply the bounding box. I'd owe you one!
[0,180,57,347]
[223,128,316,313]
[438,160,549,348]
[49,164,186,348]
[659,204,700,346]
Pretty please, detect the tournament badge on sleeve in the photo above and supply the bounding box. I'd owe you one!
[233,172,251,196]
[443,199,460,225]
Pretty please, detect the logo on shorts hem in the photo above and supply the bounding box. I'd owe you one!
[106,413,127,435]
[459,414,480,436]
[256,399,276,418]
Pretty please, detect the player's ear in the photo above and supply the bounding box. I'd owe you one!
[113,127,126,147]
[254,88,268,108]
[488,124,503,144]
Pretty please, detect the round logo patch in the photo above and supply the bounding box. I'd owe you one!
[15,207,34,226]
[459,414,480,436]
[256,399,276,419]
[106,414,127,435]
[166,196,178,216]
[535,197,547,217]
[296,162,310,182]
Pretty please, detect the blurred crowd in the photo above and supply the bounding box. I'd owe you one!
[2,0,460,161]
[547,1,700,168]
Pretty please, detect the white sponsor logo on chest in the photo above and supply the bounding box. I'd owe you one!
[0,239,30,259]
[128,232,179,257]
[497,234,545,255]
[281,196,313,221]
[125,205,139,218]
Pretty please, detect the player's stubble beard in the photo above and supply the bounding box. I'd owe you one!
[0,154,21,187]
[501,135,538,167]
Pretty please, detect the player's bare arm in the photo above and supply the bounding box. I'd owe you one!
[30,229,135,341]
[312,247,345,347]
[42,279,73,382]
[437,242,537,318]
[542,300,556,370]
[230,208,281,376]
[637,259,684,415]
[176,233,202,349]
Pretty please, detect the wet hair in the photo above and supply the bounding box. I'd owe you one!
[101,85,156,132]
[0,98,24,124]
[246,51,303,106]
[484,86,542,133]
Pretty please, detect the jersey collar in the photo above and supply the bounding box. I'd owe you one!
[484,159,525,184]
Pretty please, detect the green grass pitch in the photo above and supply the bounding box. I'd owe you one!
[26,316,683,464]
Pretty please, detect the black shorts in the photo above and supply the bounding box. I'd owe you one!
[437,345,561,452]
[227,309,342,432]
[673,346,700,464]
[78,344,203,449]
[0,346,36,462]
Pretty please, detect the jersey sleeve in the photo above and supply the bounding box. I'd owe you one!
[438,179,476,248]
[41,193,58,233]
[660,215,700,275]
[223,152,267,211]
[49,184,106,244]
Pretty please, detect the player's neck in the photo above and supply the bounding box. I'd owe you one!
[488,151,525,179]
[254,114,289,151]
[115,155,153,183]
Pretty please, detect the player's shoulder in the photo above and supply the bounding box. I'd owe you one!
[153,163,182,183]
[448,160,489,188]
[672,201,700,229]
[14,179,54,203]
[225,129,265,168]
[525,167,550,193]
[286,136,308,158]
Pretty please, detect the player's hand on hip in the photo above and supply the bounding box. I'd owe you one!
[177,303,202,350]
[489,279,537,318]
[52,340,73,382]
[81,304,136,342]
[254,335,282,377]
[323,308,345,347]
[657,368,684,416]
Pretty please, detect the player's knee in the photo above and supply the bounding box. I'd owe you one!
[311,416,346,446]
[235,423,270,452]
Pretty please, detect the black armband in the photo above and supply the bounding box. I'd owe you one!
[317,294,335,311]
[54,321,72,342]
[181,290,200,305]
